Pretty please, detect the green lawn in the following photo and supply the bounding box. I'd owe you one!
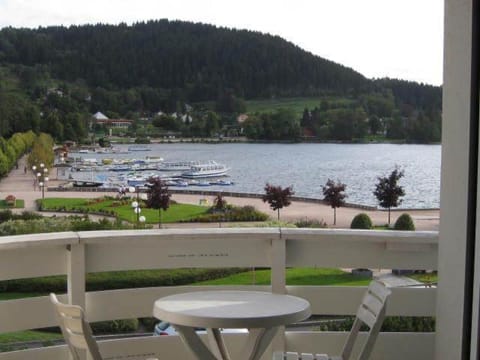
[0,200,24,209]
[0,330,62,345]
[196,268,372,286]
[40,197,208,224]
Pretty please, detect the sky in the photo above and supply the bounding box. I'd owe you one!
[0,0,444,85]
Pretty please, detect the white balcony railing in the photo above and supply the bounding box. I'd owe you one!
[0,228,438,360]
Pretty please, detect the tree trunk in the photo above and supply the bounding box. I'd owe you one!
[388,207,391,225]
[277,208,280,221]
[333,207,337,225]
[159,208,162,229]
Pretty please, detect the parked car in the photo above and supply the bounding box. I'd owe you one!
[153,321,177,336]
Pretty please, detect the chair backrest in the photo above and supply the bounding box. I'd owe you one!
[50,293,103,360]
[341,280,391,360]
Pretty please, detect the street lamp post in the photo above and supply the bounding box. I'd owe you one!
[129,185,141,227]
[57,156,65,179]
[32,163,49,200]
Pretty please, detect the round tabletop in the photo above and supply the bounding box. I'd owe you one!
[153,290,311,329]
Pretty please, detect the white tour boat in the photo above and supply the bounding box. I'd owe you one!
[181,162,229,178]
[158,160,214,172]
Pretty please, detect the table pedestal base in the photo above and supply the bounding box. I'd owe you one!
[174,325,280,360]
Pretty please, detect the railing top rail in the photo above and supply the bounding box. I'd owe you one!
[281,228,438,243]
[0,231,79,250]
[0,228,438,250]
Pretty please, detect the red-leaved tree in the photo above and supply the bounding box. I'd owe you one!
[262,183,294,220]
[146,177,171,228]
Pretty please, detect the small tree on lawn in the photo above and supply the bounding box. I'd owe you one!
[213,193,228,227]
[213,193,227,211]
[146,177,171,228]
[262,183,294,221]
[322,179,347,225]
[373,167,405,225]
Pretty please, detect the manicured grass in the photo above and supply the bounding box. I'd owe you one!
[0,330,62,345]
[114,203,207,224]
[0,200,24,209]
[196,268,372,286]
[40,197,208,224]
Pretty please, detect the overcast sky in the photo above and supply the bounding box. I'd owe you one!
[0,0,444,85]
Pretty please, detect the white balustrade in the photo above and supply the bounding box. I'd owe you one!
[0,228,438,360]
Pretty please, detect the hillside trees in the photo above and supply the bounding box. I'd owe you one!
[27,133,54,169]
[243,109,301,140]
[0,21,369,99]
[0,22,442,143]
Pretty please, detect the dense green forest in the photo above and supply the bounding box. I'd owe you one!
[0,20,442,143]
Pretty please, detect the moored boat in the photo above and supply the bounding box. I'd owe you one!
[158,160,215,171]
[210,179,234,186]
[181,162,229,178]
[128,145,151,151]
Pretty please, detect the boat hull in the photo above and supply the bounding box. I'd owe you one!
[181,171,228,178]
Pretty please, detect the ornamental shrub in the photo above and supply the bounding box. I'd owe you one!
[294,218,327,228]
[350,213,373,229]
[394,213,415,231]
[5,195,16,206]
[91,319,139,334]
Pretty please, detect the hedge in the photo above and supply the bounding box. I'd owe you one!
[317,316,435,332]
[0,268,248,293]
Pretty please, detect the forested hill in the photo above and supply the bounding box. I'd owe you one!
[0,20,442,143]
[0,20,370,100]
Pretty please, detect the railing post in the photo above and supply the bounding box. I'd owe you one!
[271,229,287,354]
[271,230,286,294]
[67,243,86,309]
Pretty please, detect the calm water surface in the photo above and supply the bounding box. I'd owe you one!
[85,143,441,209]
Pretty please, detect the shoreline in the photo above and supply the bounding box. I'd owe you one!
[0,156,440,231]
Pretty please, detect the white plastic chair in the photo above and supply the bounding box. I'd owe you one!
[273,281,391,360]
[50,293,158,360]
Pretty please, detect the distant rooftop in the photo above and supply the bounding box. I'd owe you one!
[93,111,108,120]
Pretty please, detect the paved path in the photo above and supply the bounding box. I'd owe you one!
[0,155,440,230]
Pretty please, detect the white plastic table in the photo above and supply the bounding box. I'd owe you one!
[153,290,311,360]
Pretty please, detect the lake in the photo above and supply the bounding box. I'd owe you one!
[77,143,441,209]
